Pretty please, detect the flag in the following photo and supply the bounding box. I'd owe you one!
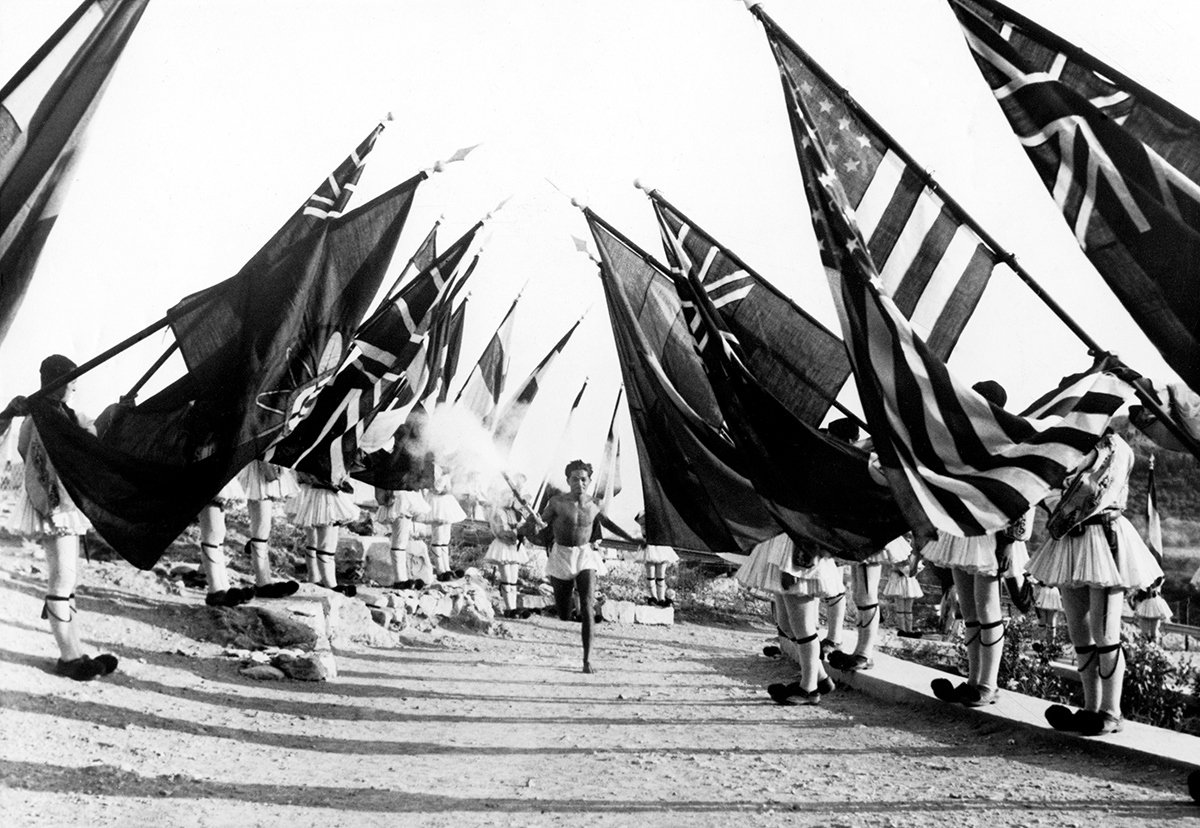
[455,289,521,425]
[378,219,438,309]
[491,316,583,453]
[1146,454,1163,566]
[434,295,467,405]
[266,223,481,484]
[588,208,781,552]
[785,47,1133,537]
[951,0,1200,390]
[532,377,590,510]
[0,0,150,345]
[650,191,849,426]
[754,6,997,358]
[415,255,476,405]
[666,220,908,557]
[31,172,422,568]
[592,388,624,508]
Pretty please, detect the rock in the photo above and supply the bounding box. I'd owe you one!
[358,588,387,608]
[240,665,286,681]
[601,600,637,625]
[348,536,395,585]
[370,607,395,627]
[518,592,550,610]
[272,651,337,681]
[634,605,674,626]
[191,603,321,650]
[324,590,397,648]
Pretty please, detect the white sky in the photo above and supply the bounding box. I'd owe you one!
[2,0,1198,521]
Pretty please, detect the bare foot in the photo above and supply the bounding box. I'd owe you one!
[582,662,596,674]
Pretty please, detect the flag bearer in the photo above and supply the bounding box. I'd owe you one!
[426,463,466,582]
[482,477,531,618]
[762,535,839,706]
[4,356,118,681]
[293,471,360,597]
[1030,429,1163,735]
[237,460,301,598]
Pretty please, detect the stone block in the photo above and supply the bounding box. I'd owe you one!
[600,599,636,625]
[354,536,395,584]
[634,604,674,626]
[240,665,286,681]
[370,607,395,627]
[272,650,337,681]
[518,592,550,610]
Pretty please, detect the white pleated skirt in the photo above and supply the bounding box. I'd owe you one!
[1025,515,1162,590]
[882,571,924,599]
[920,533,1026,578]
[238,461,300,502]
[426,492,466,524]
[7,490,90,538]
[1034,585,1063,612]
[292,486,360,527]
[735,536,780,593]
[1133,595,1173,621]
[375,490,431,522]
[641,544,679,565]
[483,538,528,565]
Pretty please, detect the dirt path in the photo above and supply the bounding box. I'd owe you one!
[0,544,1196,827]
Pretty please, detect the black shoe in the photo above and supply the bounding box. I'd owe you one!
[255,581,299,599]
[830,652,873,672]
[206,589,251,608]
[767,682,801,705]
[332,584,357,597]
[762,645,783,658]
[410,579,427,590]
[897,629,924,639]
[816,675,836,695]
[1044,704,1081,732]
[54,656,108,681]
[436,572,454,583]
[1186,769,1200,804]
[931,678,967,703]
[1078,710,1123,736]
[959,685,998,707]
[391,580,413,590]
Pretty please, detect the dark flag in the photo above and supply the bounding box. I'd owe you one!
[415,255,476,406]
[650,191,849,426]
[785,47,1132,537]
[492,316,583,453]
[30,172,421,567]
[376,218,438,311]
[951,0,1200,390]
[587,209,781,553]
[753,5,997,359]
[267,222,481,485]
[0,0,150,345]
[455,289,521,426]
[664,216,907,557]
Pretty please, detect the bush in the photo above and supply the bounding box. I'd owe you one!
[998,615,1073,704]
[1121,635,1195,731]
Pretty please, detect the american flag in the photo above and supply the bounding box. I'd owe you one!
[951,0,1200,391]
[455,289,522,425]
[265,223,480,482]
[651,191,851,427]
[785,40,1134,537]
[754,7,996,358]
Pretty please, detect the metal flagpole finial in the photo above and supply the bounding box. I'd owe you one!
[383,111,395,122]
[430,143,479,173]
[484,195,512,221]
[571,235,599,265]
[632,178,651,193]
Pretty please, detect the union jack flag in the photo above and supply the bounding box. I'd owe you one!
[302,121,388,220]
[951,0,1200,391]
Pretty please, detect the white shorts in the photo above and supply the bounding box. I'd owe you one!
[546,543,606,580]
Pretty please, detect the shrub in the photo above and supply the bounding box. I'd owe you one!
[998,615,1073,704]
[1120,636,1195,731]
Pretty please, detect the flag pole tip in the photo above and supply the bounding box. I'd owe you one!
[570,197,587,210]
[633,178,649,192]
[739,0,761,9]
[384,111,394,122]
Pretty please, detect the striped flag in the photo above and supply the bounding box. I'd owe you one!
[413,255,476,405]
[265,223,480,483]
[592,388,624,508]
[650,191,850,427]
[0,0,150,345]
[950,0,1200,391]
[378,219,438,315]
[492,316,584,453]
[532,377,590,510]
[455,288,522,426]
[787,46,1134,537]
[1147,454,1163,566]
[754,6,996,358]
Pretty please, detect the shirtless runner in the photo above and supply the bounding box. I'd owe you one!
[540,459,603,674]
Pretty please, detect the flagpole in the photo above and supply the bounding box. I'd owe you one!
[123,341,179,401]
[750,3,1200,461]
[2,299,204,416]
[0,0,93,101]
[640,184,868,432]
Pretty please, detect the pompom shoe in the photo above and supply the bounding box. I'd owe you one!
[1044,704,1081,732]
[54,656,108,681]
[931,678,967,703]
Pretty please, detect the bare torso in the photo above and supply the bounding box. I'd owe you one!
[543,493,600,547]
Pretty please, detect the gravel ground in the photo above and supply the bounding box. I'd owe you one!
[0,540,1197,828]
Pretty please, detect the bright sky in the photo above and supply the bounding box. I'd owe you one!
[2,0,1197,522]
